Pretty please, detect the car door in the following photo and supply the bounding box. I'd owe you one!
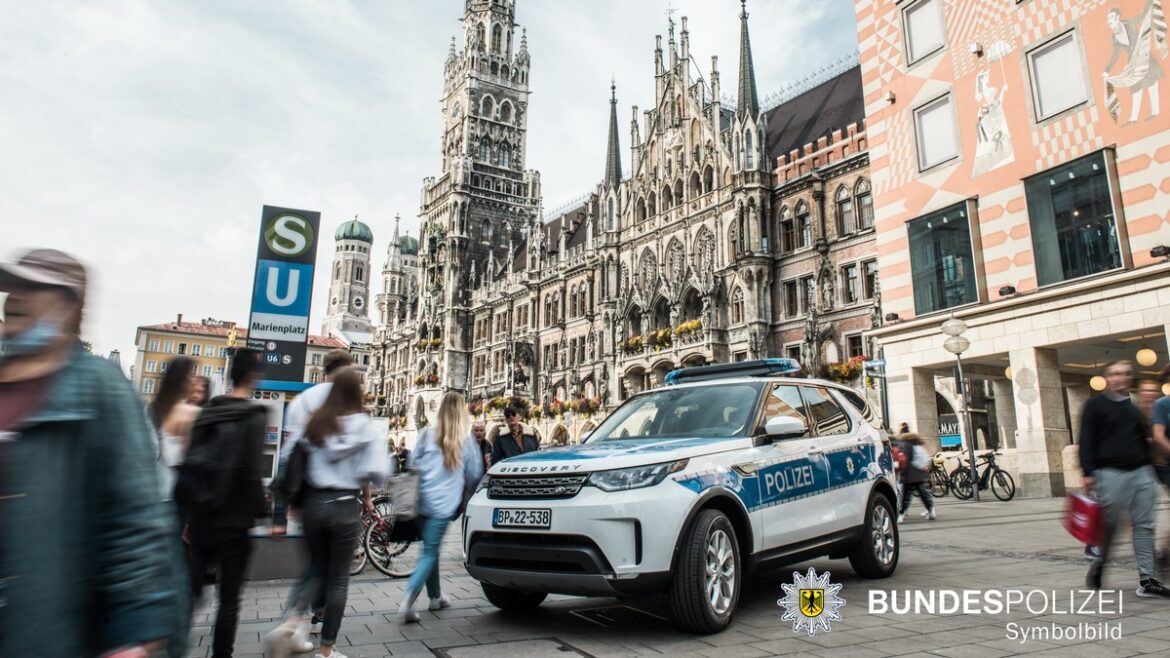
[799,385,873,532]
[757,383,835,548]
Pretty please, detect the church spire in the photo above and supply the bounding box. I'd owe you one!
[603,80,622,189]
[736,0,759,120]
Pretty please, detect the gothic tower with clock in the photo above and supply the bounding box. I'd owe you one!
[322,216,375,341]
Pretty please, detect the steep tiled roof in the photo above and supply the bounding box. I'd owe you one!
[763,65,865,164]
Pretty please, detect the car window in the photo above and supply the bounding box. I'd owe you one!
[836,388,879,428]
[802,386,851,436]
[587,383,763,441]
[762,384,811,440]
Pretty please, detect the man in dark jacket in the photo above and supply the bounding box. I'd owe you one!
[0,249,186,657]
[491,406,540,465]
[182,348,268,657]
[1081,360,1170,596]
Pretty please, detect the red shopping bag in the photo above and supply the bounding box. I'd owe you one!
[1064,491,1102,545]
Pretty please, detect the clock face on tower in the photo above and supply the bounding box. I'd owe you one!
[352,296,365,310]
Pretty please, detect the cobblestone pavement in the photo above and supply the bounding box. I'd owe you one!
[188,496,1170,657]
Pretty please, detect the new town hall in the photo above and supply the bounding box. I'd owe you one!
[353,0,880,440]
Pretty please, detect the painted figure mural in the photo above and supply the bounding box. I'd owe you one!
[1104,0,1168,124]
[973,67,1014,175]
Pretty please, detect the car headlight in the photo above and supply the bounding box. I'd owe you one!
[589,459,689,492]
[475,474,491,493]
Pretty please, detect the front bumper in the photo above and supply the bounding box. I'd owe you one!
[462,479,696,594]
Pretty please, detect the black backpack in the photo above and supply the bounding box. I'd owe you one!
[271,441,309,508]
[174,415,242,514]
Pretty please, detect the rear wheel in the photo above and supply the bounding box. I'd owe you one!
[929,467,950,497]
[481,582,547,611]
[848,492,899,578]
[668,508,740,634]
[950,467,974,500]
[366,520,419,578]
[991,469,1016,501]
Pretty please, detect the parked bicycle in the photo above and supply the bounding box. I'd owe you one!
[351,494,395,576]
[929,452,951,498]
[364,512,421,578]
[949,450,1016,501]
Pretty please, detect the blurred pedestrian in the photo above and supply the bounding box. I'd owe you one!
[149,356,201,500]
[265,348,355,656]
[896,432,936,522]
[0,248,187,657]
[472,420,491,471]
[399,392,483,622]
[178,348,269,657]
[1150,366,1170,572]
[490,406,540,465]
[291,367,389,658]
[1081,360,1170,596]
[189,374,211,407]
[898,421,911,435]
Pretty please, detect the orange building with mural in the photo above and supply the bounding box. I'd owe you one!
[857,0,1170,496]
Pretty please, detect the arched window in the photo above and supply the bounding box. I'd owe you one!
[498,141,511,168]
[490,61,498,76]
[661,185,673,210]
[476,23,486,51]
[636,198,646,223]
[648,192,657,216]
[856,178,874,230]
[480,95,494,118]
[479,136,492,161]
[731,287,745,324]
[356,265,364,282]
[607,197,615,230]
[491,24,502,53]
[836,185,854,236]
[673,179,683,207]
[703,166,714,194]
[779,206,795,253]
[796,201,812,249]
[689,171,701,199]
[501,65,510,80]
[499,101,512,123]
[744,129,754,168]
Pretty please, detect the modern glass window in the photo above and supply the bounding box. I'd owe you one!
[915,95,958,170]
[1028,32,1088,120]
[841,264,859,304]
[1024,151,1121,286]
[862,260,879,299]
[784,280,799,317]
[904,0,946,64]
[908,202,978,315]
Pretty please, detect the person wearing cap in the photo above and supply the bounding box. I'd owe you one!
[0,249,188,657]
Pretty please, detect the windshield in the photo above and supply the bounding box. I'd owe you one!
[586,383,764,442]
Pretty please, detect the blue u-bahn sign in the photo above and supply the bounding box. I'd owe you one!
[246,206,320,382]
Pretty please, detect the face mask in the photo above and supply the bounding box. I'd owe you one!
[0,308,67,362]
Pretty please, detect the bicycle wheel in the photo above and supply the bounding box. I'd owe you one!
[950,467,974,500]
[991,469,1016,501]
[930,467,950,498]
[366,520,420,578]
[350,539,367,575]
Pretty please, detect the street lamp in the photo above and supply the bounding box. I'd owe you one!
[941,314,979,501]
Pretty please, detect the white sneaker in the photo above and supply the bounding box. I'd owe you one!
[925,509,937,520]
[315,651,347,658]
[262,618,299,658]
[428,594,451,611]
[399,595,420,623]
[292,620,315,653]
[897,513,906,524]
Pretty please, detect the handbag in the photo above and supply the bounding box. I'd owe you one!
[385,470,421,521]
[1064,490,1103,546]
[272,441,309,508]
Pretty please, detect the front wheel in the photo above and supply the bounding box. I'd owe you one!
[482,582,547,611]
[669,508,741,634]
[991,469,1016,501]
[848,492,899,578]
[950,467,974,500]
[365,520,419,578]
[930,467,950,498]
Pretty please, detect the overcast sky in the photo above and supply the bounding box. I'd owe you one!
[0,0,858,367]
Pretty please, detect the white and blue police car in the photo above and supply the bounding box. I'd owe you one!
[462,359,899,633]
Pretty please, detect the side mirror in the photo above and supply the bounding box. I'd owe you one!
[756,416,807,444]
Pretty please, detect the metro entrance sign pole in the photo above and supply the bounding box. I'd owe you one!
[941,315,978,502]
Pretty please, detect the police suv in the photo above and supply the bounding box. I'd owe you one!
[463,359,899,633]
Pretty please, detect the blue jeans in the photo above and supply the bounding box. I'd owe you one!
[406,516,450,601]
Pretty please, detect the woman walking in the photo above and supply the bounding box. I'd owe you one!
[897,432,936,522]
[399,391,484,622]
[149,356,201,500]
[296,367,389,658]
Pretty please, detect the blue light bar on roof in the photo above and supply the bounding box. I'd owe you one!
[664,358,802,385]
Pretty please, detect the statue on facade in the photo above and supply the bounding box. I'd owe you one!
[820,270,835,312]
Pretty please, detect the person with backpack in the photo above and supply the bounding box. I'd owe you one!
[897,432,936,522]
[399,391,484,622]
[281,367,389,658]
[177,348,268,658]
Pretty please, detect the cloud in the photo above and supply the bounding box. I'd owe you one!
[0,0,857,369]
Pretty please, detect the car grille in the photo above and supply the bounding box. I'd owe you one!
[487,474,589,499]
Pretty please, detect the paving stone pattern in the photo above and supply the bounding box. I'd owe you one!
[188,497,1170,657]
